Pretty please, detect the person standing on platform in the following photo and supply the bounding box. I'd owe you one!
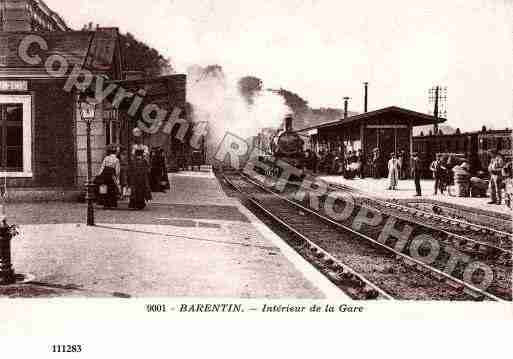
[374,148,384,178]
[488,150,504,205]
[311,150,319,174]
[387,152,400,190]
[397,150,404,180]
[445,155,455,196]
[411,152,422,196]
[150,148,157,191]
[96,146,121,208]
[159,149,170,190]
[118,148,129,199]
[150,148,167,192]
[371,148,379,178]
[131,128,150,162]
[430,155,444,195]
[357,149,365,179]
[129,149,152,210]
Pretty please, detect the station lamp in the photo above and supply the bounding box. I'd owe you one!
[78,96,99,226]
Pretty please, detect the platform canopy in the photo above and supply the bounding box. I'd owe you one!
[297,106,446,134]
[297,106,447,159]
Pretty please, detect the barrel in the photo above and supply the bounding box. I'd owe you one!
[453,169,470,197]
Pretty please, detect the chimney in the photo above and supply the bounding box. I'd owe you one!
[343,97,350,119]
[364,82,369,113]
[285,115,293,132]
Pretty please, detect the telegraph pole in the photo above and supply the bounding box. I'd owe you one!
[343,97,350,119]
[429,86,447,135]
[433,86,439,135]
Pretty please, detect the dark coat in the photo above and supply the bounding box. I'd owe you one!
[129,158,152,209]
[411,157,422,178]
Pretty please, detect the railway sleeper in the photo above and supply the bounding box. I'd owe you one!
[499,253,512,266]
[445,280,465,291]
[431,272,445,281]
[363,289,380,300]
[463,288,486,301]
[401,258,417,267]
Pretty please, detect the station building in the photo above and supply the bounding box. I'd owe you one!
[0,28,187,200]
[297,106,444,162]
[0,0,69,32]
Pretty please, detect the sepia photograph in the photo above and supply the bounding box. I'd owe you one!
[0,0,512,354]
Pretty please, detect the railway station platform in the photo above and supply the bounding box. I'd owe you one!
[6,169,345,299]
[318,175,512,217]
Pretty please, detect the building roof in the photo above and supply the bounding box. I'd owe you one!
[295,108,359,131]
[106,75,186,111]
[296,106,446,132]
[0,29,121,77]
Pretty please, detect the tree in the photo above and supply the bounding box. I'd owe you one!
[82,24,173,77]
[276,88,309,115]
[238,76,263,106]
[121,32,172,77]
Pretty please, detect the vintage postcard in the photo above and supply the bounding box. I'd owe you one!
[0,0,512,355]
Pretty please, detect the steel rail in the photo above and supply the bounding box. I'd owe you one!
[240,172,505,302]
[326,183,512,257]
[223,174,394,300]
[329,181,512,238]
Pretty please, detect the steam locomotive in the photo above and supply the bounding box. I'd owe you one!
[252,115,306,179]
[271,115,305,168]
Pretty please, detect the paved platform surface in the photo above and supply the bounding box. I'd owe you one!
[319,175,513,216]
[3,170,344,299]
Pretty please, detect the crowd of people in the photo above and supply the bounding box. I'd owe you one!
[302,148,367,179]
[94,139,170,211]
[300,146,512,208]
[301,147,410,182]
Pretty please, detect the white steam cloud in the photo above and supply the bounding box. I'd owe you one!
[186,65,290,160]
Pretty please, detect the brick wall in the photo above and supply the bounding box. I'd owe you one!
[6,79,77,188]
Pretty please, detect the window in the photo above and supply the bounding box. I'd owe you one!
[0,104,23,170]
[105,119,120,146]
[0,95,32,177]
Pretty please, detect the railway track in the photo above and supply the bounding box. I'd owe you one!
[327,182,513,259]
[222,171,506,301]
[406,200,512,234]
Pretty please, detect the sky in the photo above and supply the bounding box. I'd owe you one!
[46,0,513,131]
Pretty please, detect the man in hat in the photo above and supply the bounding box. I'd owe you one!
[411,152,422,196]
[430,154,444,195]
[357,149,365,179]
[387,152,399,190]
[488,149,504,204]
[371,148,380,178]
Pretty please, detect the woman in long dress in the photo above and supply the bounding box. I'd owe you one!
[388,152,400,190]
[119,148,129,198]
[129,149,152,210]
[150,148,168,192]
[96,147,121,208]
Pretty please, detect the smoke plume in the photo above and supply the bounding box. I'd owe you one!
[186,65,290,160]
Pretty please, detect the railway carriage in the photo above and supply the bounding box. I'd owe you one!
[477,129,512,170]
[413,128,512,175]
